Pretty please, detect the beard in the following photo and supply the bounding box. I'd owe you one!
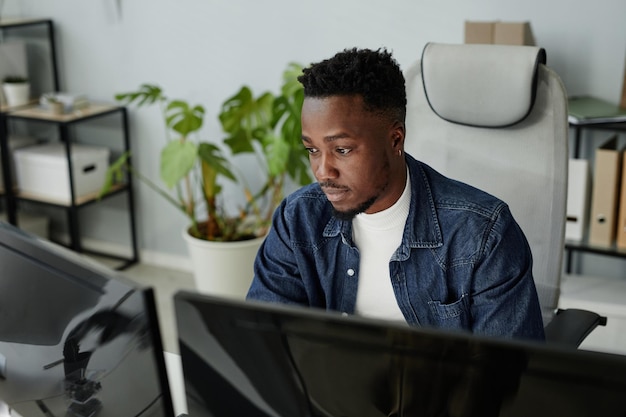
[324,158,391,221]
[331,194,379,221]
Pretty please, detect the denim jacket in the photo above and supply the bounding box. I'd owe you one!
[247,154,545,341]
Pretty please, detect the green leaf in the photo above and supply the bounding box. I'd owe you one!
[198,142,237,182]
[115,84,164,106]
[281,63,304,97]
[223,128,256,154]
[219,87,274,155]
[165,100,205,136]
[160,140,198,188]
[264,133,290,177]
[287,146,313,186]
[99,151,131,198]
[219,86,254,134]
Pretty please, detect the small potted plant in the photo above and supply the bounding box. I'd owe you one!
[2,75,30,108]
[102,63,312,297]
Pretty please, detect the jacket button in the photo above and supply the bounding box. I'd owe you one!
[347,268,355,276]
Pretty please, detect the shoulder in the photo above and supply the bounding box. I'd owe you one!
[413,158,508,219]
[407,157,528,262]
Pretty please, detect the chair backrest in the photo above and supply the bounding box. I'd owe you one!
[404,43,568,325]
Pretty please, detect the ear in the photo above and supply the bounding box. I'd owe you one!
[390,121,406,151]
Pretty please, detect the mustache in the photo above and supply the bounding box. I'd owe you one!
[319,181,349,190]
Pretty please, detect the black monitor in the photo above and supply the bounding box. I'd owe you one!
[175,290,626,417]
[0,221,175,417]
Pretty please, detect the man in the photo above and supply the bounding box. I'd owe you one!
[247,47,544,341]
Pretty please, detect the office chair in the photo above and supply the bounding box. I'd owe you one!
[404,42,606,347]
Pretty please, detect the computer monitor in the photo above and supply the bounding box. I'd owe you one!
[0,221,175,417]
[175,290,626,417]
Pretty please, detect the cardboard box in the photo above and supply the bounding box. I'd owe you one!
[0,135,38,190]
[464,21,494,44]
[464,21,535,46]
[566,159,591,242]
[13,143,110,204]
[589,137,623,247]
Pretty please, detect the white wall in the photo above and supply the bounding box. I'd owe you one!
[3,0,626,263]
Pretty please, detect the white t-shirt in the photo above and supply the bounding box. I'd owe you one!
[352,172,411,322]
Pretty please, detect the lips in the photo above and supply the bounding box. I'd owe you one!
[321,187,349,202]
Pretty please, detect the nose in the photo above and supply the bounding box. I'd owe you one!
[313,153,338,181]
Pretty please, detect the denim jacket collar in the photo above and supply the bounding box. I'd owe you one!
[322,155,443,255]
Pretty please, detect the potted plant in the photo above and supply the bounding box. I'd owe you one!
[2,75,30,108]
[102,63,312,297]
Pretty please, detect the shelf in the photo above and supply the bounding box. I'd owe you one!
[6,103,122,123]
[15,183,129,207]
[0,186,18,195]
[565,239,626,259]
[0,17,52,28]
[0,100,39,114]
[568,96,626,125]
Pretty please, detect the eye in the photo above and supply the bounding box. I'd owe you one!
[336,147,351,155]
[304,147,318,155]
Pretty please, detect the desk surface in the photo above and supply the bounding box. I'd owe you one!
[0,402,8,417]
[164,351,188,417]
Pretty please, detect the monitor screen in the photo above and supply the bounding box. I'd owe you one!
[175,290,626,417]
[0,221,175,417]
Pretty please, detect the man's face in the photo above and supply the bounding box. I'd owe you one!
[301,95,405,220]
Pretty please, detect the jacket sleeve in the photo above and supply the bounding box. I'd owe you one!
[470,204,545,341]
[246,200,310,306]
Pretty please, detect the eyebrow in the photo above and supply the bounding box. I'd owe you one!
[301,133,351,143]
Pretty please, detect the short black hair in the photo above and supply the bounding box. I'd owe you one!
[298,47,406,122]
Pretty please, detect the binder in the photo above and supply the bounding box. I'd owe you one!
[617,152,626,249]
[589,137,623,247]
[566,159,591,242]
[621,63,626,109]
[568,96,626,125]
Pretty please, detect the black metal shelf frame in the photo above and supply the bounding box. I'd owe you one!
[0,19,138,269]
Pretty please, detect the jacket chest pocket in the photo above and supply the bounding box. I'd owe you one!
[428,294,470,329]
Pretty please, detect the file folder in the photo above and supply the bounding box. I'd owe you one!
[617,152,626,249]
[589,137,623,247]
[566,159,591,242]
[621,64,626,108]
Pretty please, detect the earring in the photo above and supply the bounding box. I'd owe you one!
[398,149,402,156]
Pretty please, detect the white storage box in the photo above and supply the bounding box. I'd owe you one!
[13,143,110,204]
[0,134,38,190]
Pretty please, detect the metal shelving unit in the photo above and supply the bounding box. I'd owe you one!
[0,18,138,269]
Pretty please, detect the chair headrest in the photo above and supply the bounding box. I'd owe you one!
[420,43,547,127]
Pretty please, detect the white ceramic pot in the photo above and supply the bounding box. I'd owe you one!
[2,82,30,107]
[183,230,265,300]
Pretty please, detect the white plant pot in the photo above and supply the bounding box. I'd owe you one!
[183,230,265,300]
[2,82,30,107]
